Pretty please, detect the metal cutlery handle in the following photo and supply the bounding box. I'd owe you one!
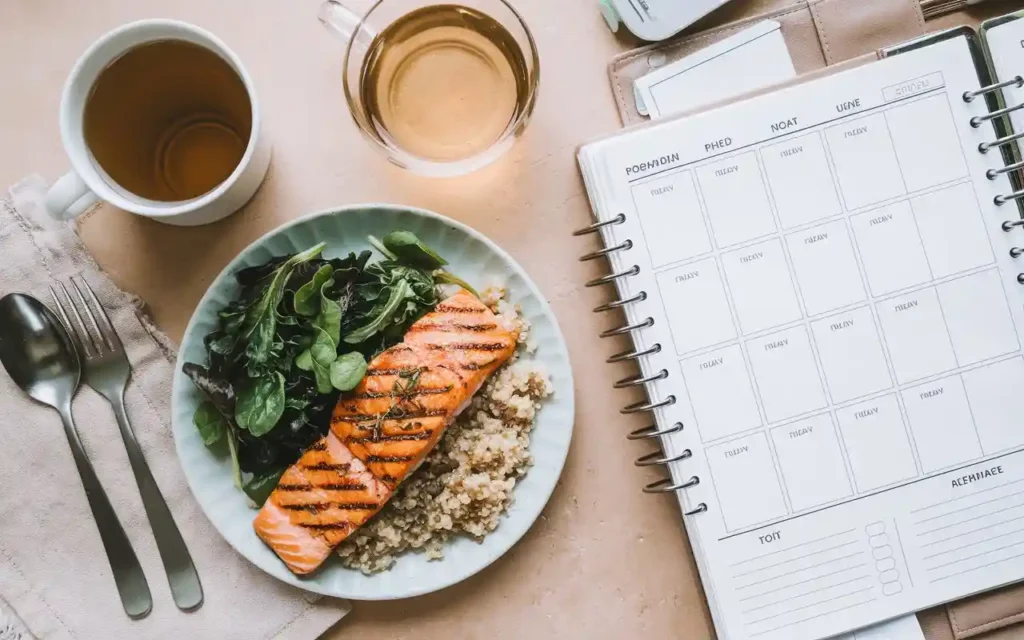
[57,404,152,619]
[111,394,204,611]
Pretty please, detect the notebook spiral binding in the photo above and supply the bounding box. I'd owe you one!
[574,214,706,515]
[968,75,1024,275]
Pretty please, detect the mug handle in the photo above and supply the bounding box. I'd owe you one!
[318,0,377,41]
[45,171,99,221]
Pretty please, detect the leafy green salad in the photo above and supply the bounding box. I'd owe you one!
[183,230,474,505]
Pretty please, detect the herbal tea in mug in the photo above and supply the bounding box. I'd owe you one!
[319,0,539,176]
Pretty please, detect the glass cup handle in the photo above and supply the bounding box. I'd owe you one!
[318,0,378,41]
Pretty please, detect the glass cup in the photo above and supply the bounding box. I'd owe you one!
[318,0,540,177]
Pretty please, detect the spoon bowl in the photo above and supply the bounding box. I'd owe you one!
[0,293,80,408]
[0,292,152,619]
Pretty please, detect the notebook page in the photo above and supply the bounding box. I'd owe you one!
[579,32,1024,640]
[984,13,1024,135]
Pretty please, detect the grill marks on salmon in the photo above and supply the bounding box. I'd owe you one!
[253,289,518,575]
[405,293,516,380]
[252,431,390,574]
[332,348,466,487]
[332,291,517,486]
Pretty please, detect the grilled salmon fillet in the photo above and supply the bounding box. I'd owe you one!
[333,290,518,486]
[253,289,518,575]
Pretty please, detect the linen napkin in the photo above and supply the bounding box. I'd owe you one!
[0,175,351,640]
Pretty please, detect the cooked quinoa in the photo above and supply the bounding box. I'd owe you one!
[336,287,553,574]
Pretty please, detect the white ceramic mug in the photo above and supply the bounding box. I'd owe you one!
[46,19,271,227]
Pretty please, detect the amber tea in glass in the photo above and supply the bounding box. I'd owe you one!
[319,0,539,176]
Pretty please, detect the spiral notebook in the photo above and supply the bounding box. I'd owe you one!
[577,14,1024,640]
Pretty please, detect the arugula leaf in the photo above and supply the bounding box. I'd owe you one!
[331,352,368,391]
[293,264,333,317]
[236,372,286,437]
[331,251,372,282]
[241,243,326,365]
[344,279,413,344]
[367,234,397,261]
[382,230,448,269]
[243,468,286,507]
[434,270,480,298]
[226,432,243,489]
[193,401,227,446]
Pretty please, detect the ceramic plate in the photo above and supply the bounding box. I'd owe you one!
[170,205,574,599]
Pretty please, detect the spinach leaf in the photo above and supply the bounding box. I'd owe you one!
[310,337,337,394]
[293,264,333,317]
[344,279,413,344]
[193,401,227,446]
[314,278,343,345]
[382,230,448,270]
[241,243,326,365]
[243,468,286,507]
[295,349,314,372]
[296,328,337,394]
[331,352,368,391]
[236,372,286,437]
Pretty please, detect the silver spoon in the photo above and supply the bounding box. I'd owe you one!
[0,293,152,619]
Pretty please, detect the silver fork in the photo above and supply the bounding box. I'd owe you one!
[50,276,204,613]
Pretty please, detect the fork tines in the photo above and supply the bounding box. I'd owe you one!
[49,276,124,359]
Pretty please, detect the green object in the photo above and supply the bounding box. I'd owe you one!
[235,372,286,437]
[308,328,338,394]
[193,401,227,446]
[314,277,343,345]
[241,243,327,365]
[382,230,448,269]
[434,270,479,298]
[243,468,286,507]
[331,352,368,391]
[293,264,334,317]
[345,279,414,344]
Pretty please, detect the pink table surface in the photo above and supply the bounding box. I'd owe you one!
[0,0,825,638]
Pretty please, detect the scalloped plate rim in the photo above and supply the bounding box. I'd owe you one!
[170,203,575,600]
